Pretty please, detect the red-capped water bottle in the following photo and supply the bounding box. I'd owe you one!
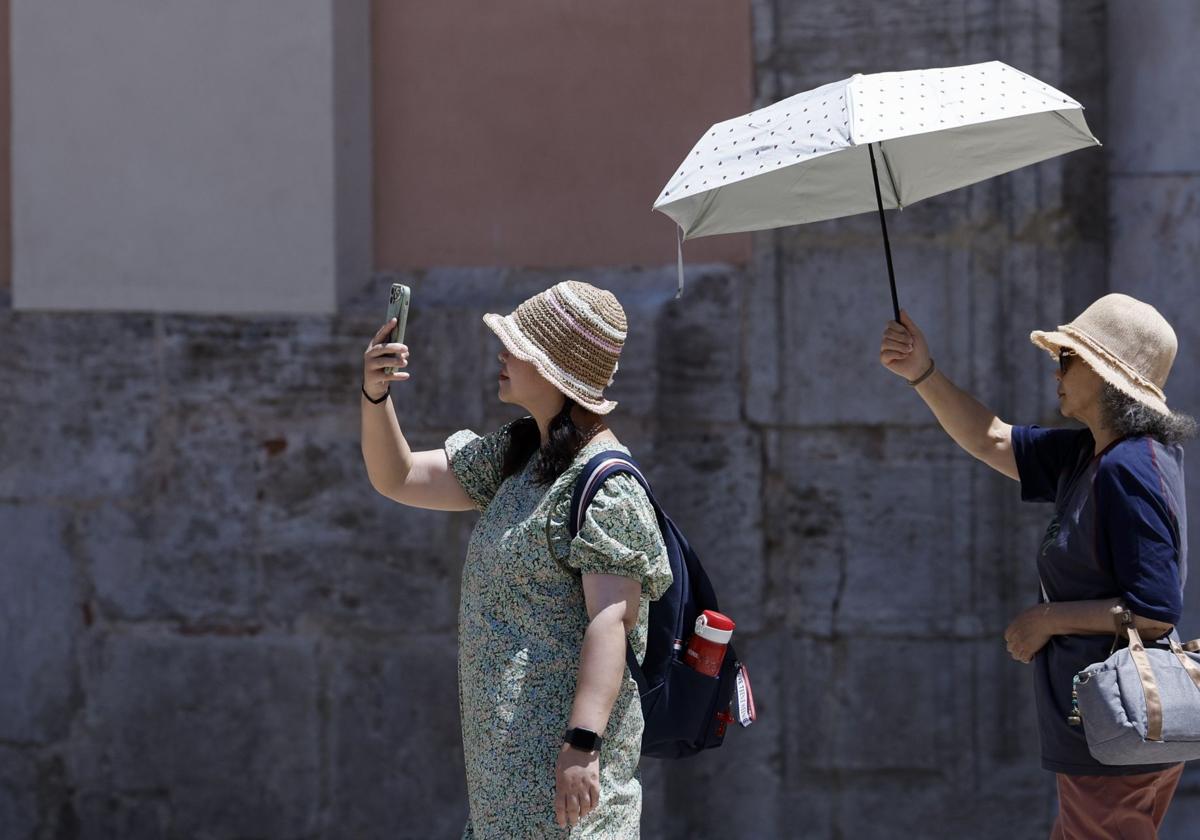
[684,610,735,676]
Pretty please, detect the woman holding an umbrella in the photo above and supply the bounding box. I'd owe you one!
[880,295,1194,838]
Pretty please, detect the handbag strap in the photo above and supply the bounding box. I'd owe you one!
[1113,606,1165,742]
[1167,636,1200,695]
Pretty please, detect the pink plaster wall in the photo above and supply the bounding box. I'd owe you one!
[372,1,753,270]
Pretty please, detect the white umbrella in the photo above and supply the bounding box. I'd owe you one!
[653,60,1099,311]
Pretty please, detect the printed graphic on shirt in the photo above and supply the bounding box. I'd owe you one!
[1040,514,1061,557]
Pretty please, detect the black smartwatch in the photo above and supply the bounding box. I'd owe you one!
[562,727,603,753]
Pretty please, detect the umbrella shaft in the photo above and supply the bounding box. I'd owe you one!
[868,143,901,322]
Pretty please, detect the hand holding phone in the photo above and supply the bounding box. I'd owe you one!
[362,284,412,401]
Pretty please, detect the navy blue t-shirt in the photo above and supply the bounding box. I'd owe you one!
[1012,425,1188,775]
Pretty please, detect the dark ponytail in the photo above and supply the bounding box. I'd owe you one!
[501,417,540,481]
[501,399,596,486]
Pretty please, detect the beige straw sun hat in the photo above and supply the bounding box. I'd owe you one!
[1030,293,1178,415]
[483,281,626,415]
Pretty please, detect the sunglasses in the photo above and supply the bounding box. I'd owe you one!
[1058,348,1077,374]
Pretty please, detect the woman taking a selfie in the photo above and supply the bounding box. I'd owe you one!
[360,281,671,838]
[880,294,1193,839]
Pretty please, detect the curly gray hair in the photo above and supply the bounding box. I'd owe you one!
[1100,383,1197,446]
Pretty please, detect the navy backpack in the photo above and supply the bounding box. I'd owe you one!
[568,450,755,759]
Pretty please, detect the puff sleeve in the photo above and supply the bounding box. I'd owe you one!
[444,422,516,512]
[567,474,672,601]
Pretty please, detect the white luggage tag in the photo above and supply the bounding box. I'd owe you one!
[734,663,756,727]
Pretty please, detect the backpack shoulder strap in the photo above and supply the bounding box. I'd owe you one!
[568,449,664,695]
[569,450,659,539]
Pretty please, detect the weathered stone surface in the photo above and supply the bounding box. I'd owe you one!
[965,639,1045,771]
[783,635,959,772]
[75,415,260,624]
[157,315,362,431]
[256,437,471,635]
[0,503,79,744]
[652,270,746,425]
[775,0,1079,94]
[70,634,320,838]
[646,426,766,633]
[1107,0,1200,173]
[79,502,258,626]
[0,314,159,501]
[0,747,39,840]
[74,793,172,840]
[747,243,965,426]
[649,634,1045,838]
[830,769,1053,839]
[763,427,994,636]
[745,233,1073,429]
[326,634,466,839]
[1108,176,1200,401]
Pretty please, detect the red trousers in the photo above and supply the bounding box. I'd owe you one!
[1050,763,1184,840]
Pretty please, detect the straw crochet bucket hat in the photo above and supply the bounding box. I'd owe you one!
[1030,293,1178,416]
[483,281,626,415]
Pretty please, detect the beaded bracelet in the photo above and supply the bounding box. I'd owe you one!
[361,384,389,404]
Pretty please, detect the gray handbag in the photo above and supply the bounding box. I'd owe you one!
[1071,605,1200,765]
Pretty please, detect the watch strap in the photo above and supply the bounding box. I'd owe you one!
[562,726,603,753]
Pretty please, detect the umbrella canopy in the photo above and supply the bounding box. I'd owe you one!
[653,61,1099,240]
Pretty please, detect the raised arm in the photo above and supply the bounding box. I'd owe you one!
[880,310,1019,481]
[360,319,474,511]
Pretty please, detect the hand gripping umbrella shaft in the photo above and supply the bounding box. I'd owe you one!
[868,143,901,323]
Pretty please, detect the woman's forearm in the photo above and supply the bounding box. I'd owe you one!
[567,605,629,734]
[913,370,1006,459]
[360,392,414,495]
[1041,599,1174,638]
[1007,599,1176,663]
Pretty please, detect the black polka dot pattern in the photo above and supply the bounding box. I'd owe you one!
[654,60,1089,212]
[847,61,1079,147]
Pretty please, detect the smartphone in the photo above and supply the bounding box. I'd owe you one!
[383,283,411,376]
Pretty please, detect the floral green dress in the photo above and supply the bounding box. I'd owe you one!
[445,421,671,839]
